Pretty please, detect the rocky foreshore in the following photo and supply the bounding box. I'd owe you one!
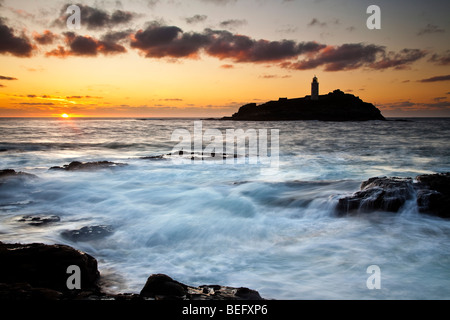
[0,241,265,301]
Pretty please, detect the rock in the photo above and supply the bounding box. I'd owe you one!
[415,172,450,218]
[0,169,37,184]
[223,90,386,121]
[0,242,100,295]
[235,287,264,300]
[16,215,60,226]
[139,274,265,300]
[336,177,414,215]
[49,161,127,171]
[61,225,114,242]
[0,282,63,301]
[0,243,266,301]
[336,173,450,218]
[140,274,188,299]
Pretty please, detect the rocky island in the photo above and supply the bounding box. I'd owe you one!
[222,77,386,121]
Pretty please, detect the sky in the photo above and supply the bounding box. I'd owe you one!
[0,0,449,117]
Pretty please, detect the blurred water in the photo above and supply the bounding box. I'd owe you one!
[0,117,449,299]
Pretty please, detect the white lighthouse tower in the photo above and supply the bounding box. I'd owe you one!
[311,76,319,101]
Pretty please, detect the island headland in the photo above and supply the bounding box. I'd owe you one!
[222,77,386,121]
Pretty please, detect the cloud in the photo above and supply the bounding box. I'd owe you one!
[19,102,55,106]
[220,64,234,69]
[259,74,291,79]
[418,75,450,83]
[417,24,445,36]
[200,0,237,5]
[204,29,325,62]
[53,4,136,30]
[369,48,427,70]
[33,30,59,45]
[0,75,18,80]
[307,18,327,28]
[281,44,426,71]
[428,50,450,66]
[46,32,127,57]
[0,17,34,57]
[219,19,247,29]
[130,23,210,58]
[382,100,450,112]
[185,15,208,24]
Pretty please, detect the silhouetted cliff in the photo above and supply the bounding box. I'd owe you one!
[223,90,386,121]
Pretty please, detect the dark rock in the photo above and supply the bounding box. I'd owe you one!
[0,282,63,300]
[17,215,60,226]
[336,173,450,218]
[0,242,100,295]
[0,169,38,183]
[49,161,127,171]
[61,225,114,242]
[336,177,414,215]
[235,287,264,300]
[415,172,450,218]
[223,90,386,121]
[0,243,266,301]
[139,274,265,300]
[140,274,188,299]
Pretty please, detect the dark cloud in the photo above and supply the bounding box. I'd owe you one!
[281,44,426,71]
[19,102,55,106]
[185,15,208,24]
[418,75,450,83]
[219,19,247,29]
[369,48,427,70]
[307,18,327,28]
[204,29,325,62]
[417,24,445,36]
[131,23,209,58]
[428,50,450,65]
[33,30,59,45]
[0,17,34,57]
[46,32,127,57]
[53,4,136,30]
[0,75,18,80]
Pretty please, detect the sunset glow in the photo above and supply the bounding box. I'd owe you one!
[0,0,448,118]
[61,113,69,118]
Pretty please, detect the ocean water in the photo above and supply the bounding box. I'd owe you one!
[0,117,449,300]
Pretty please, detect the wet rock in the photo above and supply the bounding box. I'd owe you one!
[235,287,264,300]
[49,161,127,171]
[415,172,450,218]
[140,274,188,299]
[336,177,414,215]
[61,225,114,242]
[139,274,265,300]
[336,173,450,218]
[0,169,38,184]
[0,242,100,296]
[16,215,60,226]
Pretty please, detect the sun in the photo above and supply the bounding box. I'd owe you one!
[61,113,69,118]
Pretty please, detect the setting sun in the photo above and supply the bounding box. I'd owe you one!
[61,114,69,118]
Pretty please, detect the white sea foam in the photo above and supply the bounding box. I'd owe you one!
[0,118,449,299]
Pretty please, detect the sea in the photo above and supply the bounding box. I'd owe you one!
[0,117,449,300]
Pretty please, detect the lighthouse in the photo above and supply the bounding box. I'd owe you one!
[311,76,319,101]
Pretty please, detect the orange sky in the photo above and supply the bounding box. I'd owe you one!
[0,0,449,118]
